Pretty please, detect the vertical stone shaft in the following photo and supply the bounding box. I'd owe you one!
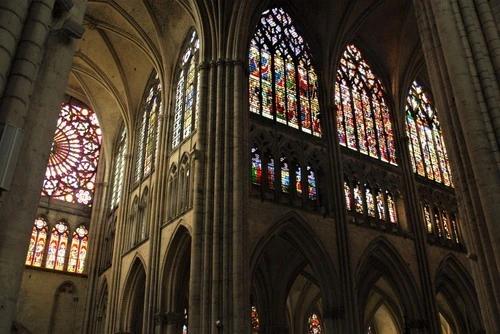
[0,0,86,329]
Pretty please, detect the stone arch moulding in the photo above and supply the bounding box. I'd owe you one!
[355,236,423,327]
[250,210,341,317]
[120,255,147,331]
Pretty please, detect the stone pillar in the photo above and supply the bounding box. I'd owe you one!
[0,0,30,96]
[0,0,87,331]
[413,0,500,331]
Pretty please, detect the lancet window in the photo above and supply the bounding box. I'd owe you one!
[405,81,452,186]
[41,98,102,205]
[308,313,322,334]
[251,306,260,333]
[111,127,127,209]
[67,225,89,273]
[26,216,48,267]
[172,31,200,149]
[134,71,162,183]
[335,44,396,164]
[249,7,322,136]
[45,220,69,270]
[422,203,461,244]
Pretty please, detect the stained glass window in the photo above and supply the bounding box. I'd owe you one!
[308,313,322,334]
[252,147,262,185]
[67,225,89,273]
[41,98,102,205]
[26,216,48,267]
[295,165,302,195]
[424,204,432,233]
[406,81,453,186]
[365,185,376,217]
[281,156,290,193]
[387,192,397,224]
[353,181,364,213]
[135,71,162,182]
[182,308,188,334]
[433,208,443,237]
[307,166,317,200]
[172,31,200,149]
[111,128,127,209]
[451,213,460,243]
[335,44,396,164]
[344,180,352,211]
[249,7,322,137]
[268,156,275,189]
[45,221,69,270]
[376,189,385,220]
[251,306,260,333]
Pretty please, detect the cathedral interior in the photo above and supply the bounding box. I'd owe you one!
[0,0,499,333]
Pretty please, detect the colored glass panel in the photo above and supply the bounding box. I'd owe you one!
[251,306,260,333]
[249,7,322,136]
[344,181,352,211]
[442,211,452,239]
[295,165,302,195]
[26,217,48,267]
[268,156,275,189]
[353,182,363,213]
[336,45,396,164]
[46,221,69,270]
[366,185,376,217]
[424,204,432,233]
[251,147,262,185]
[451,214,460,243]
[406,81,453,186]
[281,156,290,193]
[111,128,127,209]
[376,189,385,220]
[307,166,317,200]
[41,99,102,205]
[172,31,199,149]
[309,313,322,334]
[67,225,89,274]
[433,208,443,237]
[136,71,162,180]
[387,193,397,223]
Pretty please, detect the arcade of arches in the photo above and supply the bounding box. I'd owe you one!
[0,0,499,333]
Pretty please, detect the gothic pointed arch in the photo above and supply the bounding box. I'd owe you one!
[92,279,108,334]
[160,224,191,332]
[356,237,423,327]
[250,212,340,332]
[121,256,147,334]
[49,281,78,334]
[249,7,322,136]
[335,44,396,164]
[25,215,49,267]
[434,255,483,333]
[171,29,200,149]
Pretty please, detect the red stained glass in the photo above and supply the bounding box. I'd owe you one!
[251,306,260,333]
[46,221,69,270]
[336,45,396,164]
[376,189,385,220]
[249,7,322,137]
[42,99,102,205]
[67,225,88,274]
[295,165,302,195]
[309,313,322,334]
[268,156,275,190]
[406,81,453,186]
[252,147,262,185]
[26,217,48,267]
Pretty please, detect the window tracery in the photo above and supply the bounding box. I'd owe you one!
[135,71,162,183]
[26,216,48,267]
[111,127,127,209]
[335,44,396,164]
[67,225,89,273]
[41,98,102,205]
[406,81,452,186]
[249,7,322,136]
[45,220,69,270]
[172,31,200,149]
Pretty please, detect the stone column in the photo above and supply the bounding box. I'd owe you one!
[413,0,500,331]
[0,0,87,331]
[0,0,30,96]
